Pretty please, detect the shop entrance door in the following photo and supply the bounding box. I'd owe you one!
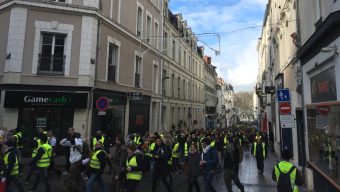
[18,108,74,157]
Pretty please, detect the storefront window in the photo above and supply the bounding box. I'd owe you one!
[18,107,74,157]
[307,104,340,180]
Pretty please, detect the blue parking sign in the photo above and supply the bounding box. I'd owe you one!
[277,89,290,102]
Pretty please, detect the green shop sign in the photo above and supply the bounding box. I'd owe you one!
[4,91,88,108]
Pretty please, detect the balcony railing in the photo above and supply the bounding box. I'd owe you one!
[38,54,65,75]
[135,73,141,87]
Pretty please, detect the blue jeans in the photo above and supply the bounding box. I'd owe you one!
[203,171,216,192]
[86,174,108,192]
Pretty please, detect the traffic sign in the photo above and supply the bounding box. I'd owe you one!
[279,102,291,114]
[277,89,290,102]
[280,114,295,128]
[96,97,109,111]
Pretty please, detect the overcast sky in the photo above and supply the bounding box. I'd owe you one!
[169,0,267,92]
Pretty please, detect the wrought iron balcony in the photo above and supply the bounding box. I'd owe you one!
[38,54,65,75]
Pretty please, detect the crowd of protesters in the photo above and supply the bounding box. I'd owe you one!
[0,123,303,192]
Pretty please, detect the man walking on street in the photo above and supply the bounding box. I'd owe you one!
[28,133,52,192]
[272,149,303,192]
[252,135,266,174]
[2,139,25,192]
[151,137,172,192]
[223,137,245,192]
[86,141,108,192]
[200,138,218,192]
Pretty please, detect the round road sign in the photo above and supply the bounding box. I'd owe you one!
[279,102,291,114]
[96,97,109,111]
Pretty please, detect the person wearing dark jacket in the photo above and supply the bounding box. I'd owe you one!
[151,137,172,192]
[252,136,267,174]
[2,139,25,192]
[223,137,245,192]
[113,135,128,192]
[86,141,108,192]
[187,143,201,192]
[29,133,52,192]
[200,138,218,192]
[125,143,144,192]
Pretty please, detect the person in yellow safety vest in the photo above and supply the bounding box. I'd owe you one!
[92,130,106,150]
[13,127,23,150]
[125,143,144,192]
[24,129,47,184]
[272,149,303,192]
[252,136,266,174]
[86,141,108,192]
[28,133,52,192]
[2,139,25,192]
[223,135,229,149]
[210,140,216,148]
[133,134,142,145]
[163,138,174,185]
[172,141,181,171]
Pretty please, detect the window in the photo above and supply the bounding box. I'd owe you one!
[171,74,175,97]
[172,40,176,60]
[107,43,118,82]
[38,33,66,75]
[164,32,168,52]
[153,64,159,94]
[137,6,143,37]
[184,51,187,68]
[135,55,142,87]
[146,15,151,43]
[177,77,180,98]
[183,79,186,99]
[154,21,159,49]
[178,46,182,64]
[163,70,167,96]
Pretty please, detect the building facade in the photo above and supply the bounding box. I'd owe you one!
[256,0,301,165]
[256,0,340,190]
[161,1,206,131]
[298,0,340,190]
[0,0,164,155]
[204,56,217,129]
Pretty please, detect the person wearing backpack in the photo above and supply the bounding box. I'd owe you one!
[223,137,245,192]
[272,149,303,192]
[200,138,218,192]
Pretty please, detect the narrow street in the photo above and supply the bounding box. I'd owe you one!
[21,152,308,192]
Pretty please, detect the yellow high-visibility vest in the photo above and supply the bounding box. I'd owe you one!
[210,140,216,147]
[90,150,103,169]
[126,155,142,180]
[147,142,156,157]
[4,151,19,176]
[184,143,188,157]
[172,143,180,158]
[32,139,41,158]
[274,161,299,192]
[92,136,105,150]
[13,132,23,148]
[37,143,52,168]
[133,136,141,145]
[253,142,266,158]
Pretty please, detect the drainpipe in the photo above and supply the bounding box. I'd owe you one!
[295,0,308,187]
[86,18,101,140]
